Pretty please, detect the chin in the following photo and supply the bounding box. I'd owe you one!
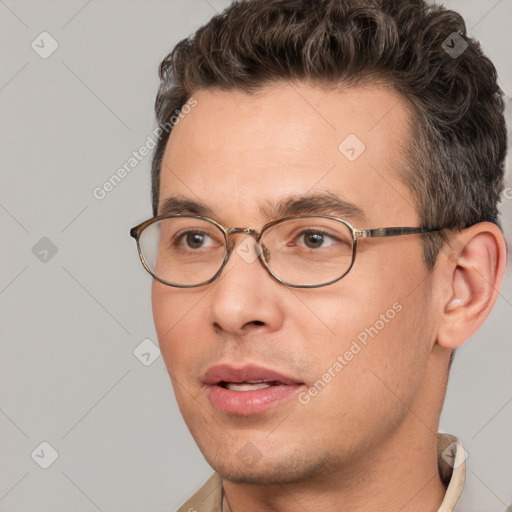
[208,449,331,485]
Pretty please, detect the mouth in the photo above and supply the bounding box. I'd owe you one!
[218,379,287,391]
[203,364,305,415]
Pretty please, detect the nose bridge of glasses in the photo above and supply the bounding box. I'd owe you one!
[224,226,269,260]
[226,226,260,239]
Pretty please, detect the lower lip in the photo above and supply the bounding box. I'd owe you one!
[206,383,303,415]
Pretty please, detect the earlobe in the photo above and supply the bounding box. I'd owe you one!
[437,223,507,350]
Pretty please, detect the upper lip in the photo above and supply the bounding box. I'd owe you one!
[203,364,303,386]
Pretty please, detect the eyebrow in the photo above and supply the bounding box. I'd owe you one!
[159,196,214,217]
[261,192,367,223]
[158,192,367,224]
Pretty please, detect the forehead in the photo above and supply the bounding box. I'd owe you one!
[159,82,417,226]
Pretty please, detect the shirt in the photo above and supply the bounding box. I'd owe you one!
[177,433,466,512]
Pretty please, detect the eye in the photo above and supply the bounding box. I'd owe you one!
[297,230,335,249]
[176,230,216,250]
[186,232,207,249]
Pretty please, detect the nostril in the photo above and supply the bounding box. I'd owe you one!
[251,320,265,326]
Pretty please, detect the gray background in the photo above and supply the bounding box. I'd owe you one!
[0,1,511,511]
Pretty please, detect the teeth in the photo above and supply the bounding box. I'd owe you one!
[247,379,283,385]
[225,382,272,391]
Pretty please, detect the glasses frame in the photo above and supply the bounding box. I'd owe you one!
[130,214,442,289]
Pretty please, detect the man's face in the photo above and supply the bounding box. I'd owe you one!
[152,83,438,483]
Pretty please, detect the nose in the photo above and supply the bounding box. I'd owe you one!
[209,236,285,335]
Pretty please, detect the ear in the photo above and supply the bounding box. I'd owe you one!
[436,222,507,350]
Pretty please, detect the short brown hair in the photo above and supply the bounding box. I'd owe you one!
[151,0,507,269]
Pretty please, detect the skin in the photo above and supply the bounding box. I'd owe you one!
[151,82,506,511]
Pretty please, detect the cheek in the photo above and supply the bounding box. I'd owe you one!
[295,249,432,396]
[151,282,206,372]
[151,281,175,349]
[291,283,432,447]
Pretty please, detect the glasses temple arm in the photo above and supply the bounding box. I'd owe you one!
[355,227,443,239]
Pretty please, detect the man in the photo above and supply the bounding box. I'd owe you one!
[130,0,508,510]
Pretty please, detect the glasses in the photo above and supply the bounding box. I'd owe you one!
[130,215,442,288]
